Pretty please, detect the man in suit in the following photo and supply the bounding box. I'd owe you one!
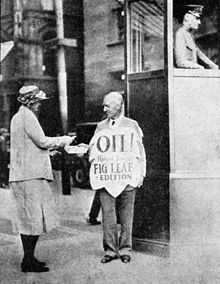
[89,92,146,263]
[174,4,218,69]
[9,85,75,272]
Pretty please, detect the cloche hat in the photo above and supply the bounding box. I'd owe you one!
[18,85,49,105]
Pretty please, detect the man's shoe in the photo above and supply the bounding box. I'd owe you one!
[101,255,118,263]
[120,255,131,263]
[86,217,101,225]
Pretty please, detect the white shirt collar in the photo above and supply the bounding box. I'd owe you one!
[109,114,123,127]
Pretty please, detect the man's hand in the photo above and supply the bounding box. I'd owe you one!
[196,65,204,69]
[78,143,89,150]
[210,63,218,70]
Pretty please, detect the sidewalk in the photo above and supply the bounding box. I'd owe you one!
[0,187,219,284]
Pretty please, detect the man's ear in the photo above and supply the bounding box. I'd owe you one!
[184,13,189,22]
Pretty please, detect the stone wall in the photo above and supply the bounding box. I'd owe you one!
[83,0,124,122]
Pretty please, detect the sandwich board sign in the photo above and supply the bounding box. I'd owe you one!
[89,128,142,197]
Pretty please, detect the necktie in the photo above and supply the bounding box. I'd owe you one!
[112,120,115,126]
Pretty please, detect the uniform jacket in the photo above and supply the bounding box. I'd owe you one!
[174,27,216,69]
[9,105,71,182]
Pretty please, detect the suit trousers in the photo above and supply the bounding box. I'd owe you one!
[89,190,121,222]
[99,187,136,256]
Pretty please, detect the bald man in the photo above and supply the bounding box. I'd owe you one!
[89,92,146,263]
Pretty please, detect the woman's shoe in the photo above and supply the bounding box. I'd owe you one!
[21,263,49,273]
[21,259,49,273]
[21,257,46,267]
[32,257,46,267]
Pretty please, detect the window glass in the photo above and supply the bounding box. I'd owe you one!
[195,2,219,67]
[130,0,164,73]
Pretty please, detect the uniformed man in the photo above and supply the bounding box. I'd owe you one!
[174,5,218,69]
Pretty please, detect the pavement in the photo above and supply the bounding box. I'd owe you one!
[0,186,220,284]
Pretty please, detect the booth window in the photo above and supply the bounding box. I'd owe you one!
[129,0,164,73]
[173,0,219,69]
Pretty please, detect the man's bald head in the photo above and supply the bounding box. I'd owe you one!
[103,92,124,119]
[104,92,123,106]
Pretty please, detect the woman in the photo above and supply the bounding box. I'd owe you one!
[9,85,74,273]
